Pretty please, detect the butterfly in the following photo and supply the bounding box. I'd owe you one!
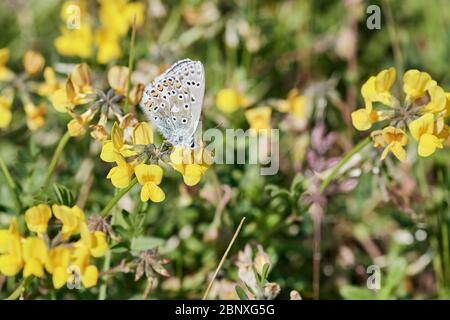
[140,59,205,148]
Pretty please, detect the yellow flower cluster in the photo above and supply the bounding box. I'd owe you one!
[101,121,165,202]
[101,121,211,201]
[0,204,107,289]
[351,68,450,161]
[170,145,211,186]
[55,0,145,64]
[50,63,143,141]
[0,48,49,131]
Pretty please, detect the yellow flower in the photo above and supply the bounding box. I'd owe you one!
[111,121,139,157]
[380,127,408,162]
[45,246,72,289]
[55,24,93,58]
[132,122,153,145]
[72,246,99,288]
[245,106,272,134]
[24,102,47,131]
[408,113,443,157]
[95,28,122,64]
[170,146,210,186]
[276,89,307,119]
[79,223,107,258]
[0,89,14,129]
[98,0,144,37]
[107,157,135,188]
[25,204,52,235]
[81,265,99,288]
[361,67,396,111]
[134,164,165,202]
[23,50,45,76]
[23,237,48,278]
[216,88,249,113]
[423,81,446,114]
[100,140,116,163]
[370,130,385,148]
[351,108,388,131]
[108,66,129,96]
[67,109,95,137]
[0,48,14,81]
[50,63,94,112]
[0,219,23,276]
[403,69,432,101]
[52,205,85,239]
[36,67,63,97]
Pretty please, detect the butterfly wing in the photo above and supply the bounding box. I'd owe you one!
[140,59,205,147]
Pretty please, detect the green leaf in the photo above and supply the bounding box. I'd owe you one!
[53,184,75,206]
[261,263,271,280]
[235,285,249,300]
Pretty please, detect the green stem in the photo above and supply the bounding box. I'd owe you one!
[382,0,404,87]
[98,249,111,300]
[319,137,370,193]
[100,178,138,217]
[42,131,71,189]
[124,16,137,114]
[0,154,23,213]
[4,277,31,300]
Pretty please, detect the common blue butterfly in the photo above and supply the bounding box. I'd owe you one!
[140,59,205,148]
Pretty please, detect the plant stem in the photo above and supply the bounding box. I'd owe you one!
[313,136,370,299]
[202,217,246,300]
[100,178,138,217]
[124,16,137,114]
[312,215,322,300]
[98,249,111,300]
[319,137,370,193]
[382,0,404,88]
[4,277,31,300]
[42,131,71,189]
[0,155,22,213]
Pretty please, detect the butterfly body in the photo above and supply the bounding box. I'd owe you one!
[140,59,205,147]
